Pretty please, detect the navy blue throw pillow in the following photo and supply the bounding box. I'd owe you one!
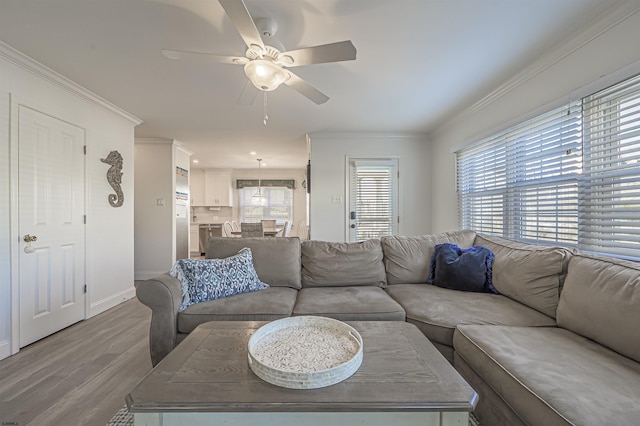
[427,243,498,294]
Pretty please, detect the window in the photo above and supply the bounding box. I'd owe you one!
[348,159,399,242]
[239,186,293,223]
[581,75,640,258]
[456,136,507,236]
[458,102,582,245]
[457,73,640,259]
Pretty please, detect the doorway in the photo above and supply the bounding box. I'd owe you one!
[16,105,86,347]
[347,158,399,242]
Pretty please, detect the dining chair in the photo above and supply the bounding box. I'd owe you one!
[282,220,292,237]
[222,221,234,238]
[231,220,240,232]
[241,222,264,237]
[261,219,276,232]
[297,220,309,240]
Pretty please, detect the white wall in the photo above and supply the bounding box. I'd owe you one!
[230,168,307,237]
[0,42,140,359]
[309,133,431,242]
[134,139,174,279]
[134,139,192,279]
[429,3,640,234]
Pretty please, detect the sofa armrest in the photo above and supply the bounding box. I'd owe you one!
[136,273,183,366]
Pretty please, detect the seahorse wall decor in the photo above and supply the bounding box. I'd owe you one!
[100,150,124,207]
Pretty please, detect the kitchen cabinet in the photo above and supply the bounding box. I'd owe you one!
[204,171,233,206]
[190,169,232,207]
[190,168,205,206]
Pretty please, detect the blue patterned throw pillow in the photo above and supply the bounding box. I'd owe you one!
[170,248,269,311]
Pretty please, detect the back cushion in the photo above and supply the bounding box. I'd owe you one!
[557,254,640,363]
[205,237,301,289]
[474,234,571,318]
[301,239,387,288]
[381,230,477,285]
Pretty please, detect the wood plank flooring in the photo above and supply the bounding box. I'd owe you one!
[0,296,152,426]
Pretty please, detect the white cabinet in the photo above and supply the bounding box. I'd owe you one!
[190,169,232,206]
[190,169,205,206]
[204,171,233,206]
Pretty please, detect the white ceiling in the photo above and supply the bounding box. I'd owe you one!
[0,0,614,169]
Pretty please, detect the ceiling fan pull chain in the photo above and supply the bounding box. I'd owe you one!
[263,91,269,126]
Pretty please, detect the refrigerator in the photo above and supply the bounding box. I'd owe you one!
[175,166,189,260]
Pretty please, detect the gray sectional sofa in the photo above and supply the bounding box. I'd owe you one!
[137,230,640,426]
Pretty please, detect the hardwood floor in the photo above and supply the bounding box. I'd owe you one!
[0,297,152,426]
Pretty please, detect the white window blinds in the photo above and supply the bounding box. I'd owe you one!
[458,101,582,245]
[581,74,640,259]
[239,187,293,223]
[456,137,507,235]
[349,159,398,242]
[458,72,640,260]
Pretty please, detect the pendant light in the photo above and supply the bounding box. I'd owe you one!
[251,158,267,206]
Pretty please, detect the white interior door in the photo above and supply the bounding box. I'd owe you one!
[18,105,86,347]
[348,158,399,242]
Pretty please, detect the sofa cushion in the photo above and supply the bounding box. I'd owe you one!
[474,234,571,318]
[293,286,406,321]
[454,353,527,426]
[381,230,477,285]
[557,254,640,363]
[205,237,301,289]
[386,284,555,349]
[170,248,269,311]
[301,240,387,288]
[178,287,298,333]
[454,325,640,426]
[428,243,497,293]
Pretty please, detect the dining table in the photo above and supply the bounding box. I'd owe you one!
[230,227,283,237]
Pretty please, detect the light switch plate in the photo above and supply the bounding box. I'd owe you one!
[156,198,165,206]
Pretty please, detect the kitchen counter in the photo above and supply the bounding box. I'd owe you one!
[198,224,223,254]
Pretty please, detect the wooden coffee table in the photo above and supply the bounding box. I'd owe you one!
[126,321,478,426]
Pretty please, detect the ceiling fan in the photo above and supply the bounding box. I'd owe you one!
[162,0,357,106]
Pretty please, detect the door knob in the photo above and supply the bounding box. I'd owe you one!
[23,234,37,243]
[23,234,37,254]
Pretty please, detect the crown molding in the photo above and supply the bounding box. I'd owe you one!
[0,41,142,125]
[135,138,194,156]
[176,144,194,156]
[436,0,640,134]
[134,137,175,145]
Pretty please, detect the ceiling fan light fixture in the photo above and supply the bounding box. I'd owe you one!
[244,59,289,91]
[276,54,294,67]
[232,57,249,65]
[248,43,264,57]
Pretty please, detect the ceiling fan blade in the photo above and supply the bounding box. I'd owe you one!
[237,79,259,105]
[218,0,265,54]
[282,41,356,67]
[162,49,244,64]
[284,72,330,105]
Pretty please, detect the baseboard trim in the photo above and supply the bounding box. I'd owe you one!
[89,287,136,318]
[0,339,11,361]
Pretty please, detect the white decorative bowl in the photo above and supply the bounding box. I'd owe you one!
[248,316,363,389]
